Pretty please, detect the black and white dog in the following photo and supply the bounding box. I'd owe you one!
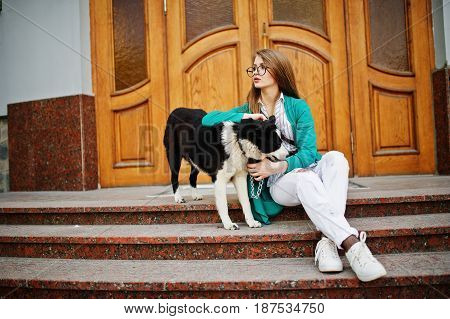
[163,107,288,230]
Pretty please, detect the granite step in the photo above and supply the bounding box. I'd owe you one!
[0,194,448,225]
[0,251,448,298]
[0,213,448,260]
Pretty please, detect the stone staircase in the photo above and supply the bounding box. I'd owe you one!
[0,176,449,298]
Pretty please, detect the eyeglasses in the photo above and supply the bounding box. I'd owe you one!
[246,65,269,77]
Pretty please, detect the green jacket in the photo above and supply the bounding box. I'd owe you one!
[201,95,322,224]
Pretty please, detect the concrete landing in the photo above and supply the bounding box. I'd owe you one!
[0,175,448,209]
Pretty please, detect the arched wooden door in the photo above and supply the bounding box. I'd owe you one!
[92,0,168,187]
[254,0,354,170]
[166,0,353,183]
[166,0,255,183]
[347,0,435,175]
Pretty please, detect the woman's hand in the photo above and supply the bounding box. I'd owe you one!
[242,113,267,121]
[247,158,288,181]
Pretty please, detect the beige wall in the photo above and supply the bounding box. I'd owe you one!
[0,0,92,116]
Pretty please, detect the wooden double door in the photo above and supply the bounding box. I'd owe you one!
[91,0,435,187]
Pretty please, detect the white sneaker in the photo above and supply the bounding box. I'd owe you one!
[345,231,387,282]
[314,237,343,272]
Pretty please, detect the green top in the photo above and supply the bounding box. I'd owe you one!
[201,95,322,224]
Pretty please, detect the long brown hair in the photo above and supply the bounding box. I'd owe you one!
[247,49,300,114]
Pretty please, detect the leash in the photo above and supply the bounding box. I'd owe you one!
[249,175,264,199]
[237,132,297,199]
[237,141,264,199]
[247,157,264,199]
[278,129,296,147]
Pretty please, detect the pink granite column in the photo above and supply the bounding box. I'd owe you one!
[432,67,450,175]
[8,94,98,191]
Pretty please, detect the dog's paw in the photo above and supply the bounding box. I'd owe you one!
[175,197,186,203]
[223,222,240,230]
[246,219,262,228]
[174,189,186,203]
[191,188,203,201]
[174,194,186,203]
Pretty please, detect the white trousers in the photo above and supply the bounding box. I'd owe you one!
[269,151,359,249]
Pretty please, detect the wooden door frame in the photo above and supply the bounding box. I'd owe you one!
[89,0,437,186]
